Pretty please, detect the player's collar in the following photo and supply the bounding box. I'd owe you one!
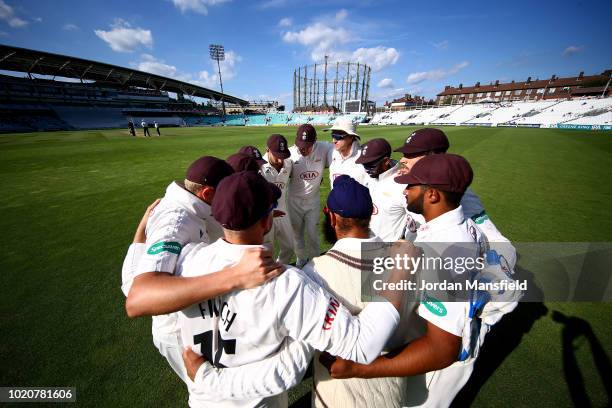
[214,238,269,258]
[166,181,212,220]
[331,236,382,252]
[418,205,465,235]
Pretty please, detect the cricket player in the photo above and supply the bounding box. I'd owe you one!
[122,156,283,385]
[261,134,295,264]
[325,117,369,187]
[356,138,408,241]
[395,128,516,268]
[323,154,491,407]
[141,119,150,137]
[173,176,420,407]
[173,171,404,407]
[288,124,334,267]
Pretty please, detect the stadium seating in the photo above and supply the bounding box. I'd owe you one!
[52,106,127,129]
[366,98,611,128]
[430,104,499,125]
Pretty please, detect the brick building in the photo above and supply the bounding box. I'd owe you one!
[436,70,612,105]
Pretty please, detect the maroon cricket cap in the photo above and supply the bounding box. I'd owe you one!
[355,138,392,164]
[185,156,235,188]
[394,153,473,193]
[212,171,282,230]
[226,153,261,172]
[238,145,267,166]
[267,134,291,159]
[295,124,317,149]
[394,128,449,156]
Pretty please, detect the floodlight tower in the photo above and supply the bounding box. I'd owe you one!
[209,44,226,118]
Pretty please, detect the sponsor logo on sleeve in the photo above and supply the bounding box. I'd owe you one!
[471,211,490,225]
[421,295,447,317]
[274,182,285,190]
[147,241,182,255]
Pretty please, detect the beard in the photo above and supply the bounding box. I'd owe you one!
[322,211,338,245]
[407,192,424,214]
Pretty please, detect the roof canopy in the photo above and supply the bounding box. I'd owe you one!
[0,44,248,106]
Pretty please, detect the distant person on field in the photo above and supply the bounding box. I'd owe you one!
[128,121,136,137]
[141,119,150,137]
[154,121,161,136]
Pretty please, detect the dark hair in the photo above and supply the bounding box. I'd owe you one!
[336,216,371,233]
[439,190,464,207]
[419,185,463,207]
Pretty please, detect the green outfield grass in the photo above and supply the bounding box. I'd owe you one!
[1,125,611,407]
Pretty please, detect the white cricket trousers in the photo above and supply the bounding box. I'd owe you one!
[288,196,321,262]
[264,213,296,264]
[152,330,189,385]
[420,361,474,407]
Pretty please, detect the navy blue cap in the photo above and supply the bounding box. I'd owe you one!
[327,175,373,219]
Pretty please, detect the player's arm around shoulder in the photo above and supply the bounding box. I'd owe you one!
[124,203,285,317]
[183,339,314,400]
[271,266,401,365]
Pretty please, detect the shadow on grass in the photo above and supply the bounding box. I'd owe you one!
[551,311,612,408]
[452,262,548,407]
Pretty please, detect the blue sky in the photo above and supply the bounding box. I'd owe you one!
[1,0,611,109]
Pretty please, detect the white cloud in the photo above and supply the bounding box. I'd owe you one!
[432,40,449,50]
[335,9,348,21]
[406,61,469,84]
[377,78,393,88]
[95,19,153,53]
[258,0,288,9]
[133,51,241,90]
[33,17,42,22]
[63,23,79,31]
[283,22,352,61]
[196,50,242,87]
[0,0,28,28]
[351,46,399,72]
[278,17,292,27]
[563,45,583,56]
[282,18,399,71]
[136,54,189,80]
[170,0,231,15]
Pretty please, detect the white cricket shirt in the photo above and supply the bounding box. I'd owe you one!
[288,141,333,200]
[175,238,400,408]
[328,140,369,187]
[368,162,408,241]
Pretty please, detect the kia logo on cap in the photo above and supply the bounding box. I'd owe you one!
[300,171,319,180]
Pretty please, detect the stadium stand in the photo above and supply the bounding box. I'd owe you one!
[367,98,611,129]
[1,45,609,132]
